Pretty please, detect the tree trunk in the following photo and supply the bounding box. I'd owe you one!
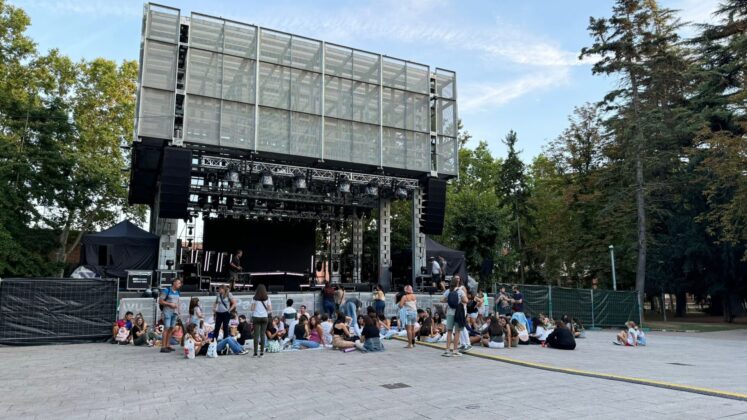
[56,212,74,277]
[675,289,687,318]
[634,154,647,305]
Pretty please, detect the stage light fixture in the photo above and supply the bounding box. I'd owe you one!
[365,181,379,196]
[260,171,274,189]
[187,238,193,247]
[293,173,307,190]
[225,165,241,187]
[187,226,194,236]
[395,183,408,200]
[338,176,351,194]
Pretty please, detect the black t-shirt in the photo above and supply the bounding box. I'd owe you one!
[237,322,251,345]
[266,326,278,339]
[361,325,379,340]
[228,255,240,273]
[547,327,575,347]
[294,324,307,340]
[130,325,142,338]
[512,292,524,312]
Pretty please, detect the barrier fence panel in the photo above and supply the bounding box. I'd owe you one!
[593,289,641,327]
[118,286,640,329]
[551,286,593,328]
[495,283,639,328]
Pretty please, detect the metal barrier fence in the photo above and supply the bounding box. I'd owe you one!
[119,292,495,327]
[495,284,641,328]
[118,286,636,329]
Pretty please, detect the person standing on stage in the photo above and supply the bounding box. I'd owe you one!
[439,256,447,284]
[227,249,243,291]
[158,278,182,353]
[213,285,236,340]
[430,257,441,287]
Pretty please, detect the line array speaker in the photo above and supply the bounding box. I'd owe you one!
[158,147,192,219]
[420,178,446,235]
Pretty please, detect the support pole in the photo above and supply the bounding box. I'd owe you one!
[411,188,426,289]
[330,223,342,284]
[352,210,364,284]
[150,184,178,271]
[378,199,391,291]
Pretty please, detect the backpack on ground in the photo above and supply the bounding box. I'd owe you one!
[447,289,459,309]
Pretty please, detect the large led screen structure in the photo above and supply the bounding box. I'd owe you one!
[136,4,458,176]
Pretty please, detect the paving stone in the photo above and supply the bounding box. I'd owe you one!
[1,330,746,419]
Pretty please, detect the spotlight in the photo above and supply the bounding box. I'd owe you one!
[260,171,273,189]
[187,238,193,248]
[187,226,194,236]
[395,183,408,200]
[225,164,241,187]
[293,172,307,190]
[338,176,351,194]
[365,181,379,196]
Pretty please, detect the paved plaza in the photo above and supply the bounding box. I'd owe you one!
[1,329,746,419]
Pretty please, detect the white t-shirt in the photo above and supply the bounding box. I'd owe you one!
[627,328,637,346]
[252,299,271,317]
[535,326,552,341]
[321,321,333,344]
[442,288,466,317]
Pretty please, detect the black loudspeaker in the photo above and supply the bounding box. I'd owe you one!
[158,147,192,219]
[420,178,446,235]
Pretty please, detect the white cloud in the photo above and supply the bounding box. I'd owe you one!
[459,68,571,113]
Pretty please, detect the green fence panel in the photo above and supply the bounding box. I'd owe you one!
[593,289,640,327]
[550,286,593,327]
[493,283,638,328]
[496,284,549,317]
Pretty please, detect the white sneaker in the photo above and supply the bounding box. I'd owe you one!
[441,351,452,357]
[452,351,462,357]
[460,344,473,353]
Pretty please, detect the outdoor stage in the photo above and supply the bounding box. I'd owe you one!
[2,329,745,419]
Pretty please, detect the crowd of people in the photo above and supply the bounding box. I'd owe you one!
[111,277,651,359]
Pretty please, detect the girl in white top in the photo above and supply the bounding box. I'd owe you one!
[250,285,272,357]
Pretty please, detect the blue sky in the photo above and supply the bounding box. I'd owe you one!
[11,0,719,162]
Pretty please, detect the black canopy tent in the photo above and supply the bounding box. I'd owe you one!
[423,237,468,280]
[80,220,158,278]
[392,237,468,283]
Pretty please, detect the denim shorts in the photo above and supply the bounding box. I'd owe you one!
[405,310,417,326]
[445,314,464,332]
[163,311,178,328]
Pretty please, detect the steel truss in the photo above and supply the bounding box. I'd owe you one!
[199,155,421,190]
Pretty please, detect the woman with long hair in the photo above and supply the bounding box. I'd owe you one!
[481,316,508,349]
[359,315,385,352]
[131,313,155,346]
[188,297,203,332]
[307,316,326,347]
[331,311,357,350]
[250,284,272,357]
[398,285,418,349]
[373,284,386,316]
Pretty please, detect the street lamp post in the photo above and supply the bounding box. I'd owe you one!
[609,245,617,291]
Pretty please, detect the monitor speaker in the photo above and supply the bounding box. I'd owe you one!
[420,178,446,235]
[158,147,192,219]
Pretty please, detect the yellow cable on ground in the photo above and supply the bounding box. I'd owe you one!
[393,337,747,402]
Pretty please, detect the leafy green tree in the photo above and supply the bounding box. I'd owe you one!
[496,130,531,282]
